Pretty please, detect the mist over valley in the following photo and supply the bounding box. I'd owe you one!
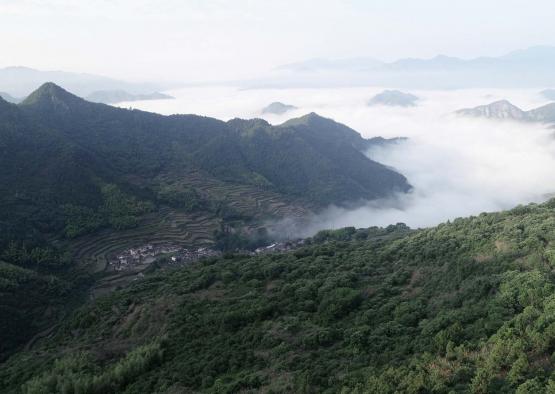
[114,85,555,235]
[5,2,555,392]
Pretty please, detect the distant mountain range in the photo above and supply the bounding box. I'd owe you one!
[0,92,20,103]
[0,66,170,97]
[456,99,555,123]
[86,90,174,104]
[541,89,555,101]
[368,90,419,107]
[261,102,298,115]
[261,46,555,89]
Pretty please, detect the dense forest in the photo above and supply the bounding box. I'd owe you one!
[0,83,409,247]
[0,83,410,365]
[3,199,555,392]
[8,82,555,393]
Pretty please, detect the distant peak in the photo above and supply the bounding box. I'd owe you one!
[456,99,527,120]
[490,99,515,105]
[295,112,328,122]
[32,82,68,95]
[368,90,419,107]
[261,101,297,115]
[279,112,336,128]
[301,112,321,119]
[20,82,83,107]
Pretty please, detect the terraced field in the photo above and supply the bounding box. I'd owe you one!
[171,171,311,219]
[65,172,312,297]
[68,207,220,274]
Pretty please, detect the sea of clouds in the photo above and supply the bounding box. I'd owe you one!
[118,86,555,235]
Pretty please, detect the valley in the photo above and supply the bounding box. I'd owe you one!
[0,82,412,365]
[3,84,555,393]
[6,2,555,392]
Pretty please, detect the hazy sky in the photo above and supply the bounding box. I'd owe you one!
[2,0,555,82]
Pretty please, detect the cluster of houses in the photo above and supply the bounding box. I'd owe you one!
[109,243,225,272]
[108,239,307,272]
[167,247,221,265]
[109,243,182,271]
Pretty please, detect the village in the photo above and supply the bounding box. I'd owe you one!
[108,243,221,272]
[108,238,307,272]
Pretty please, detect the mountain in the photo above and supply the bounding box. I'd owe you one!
[388,54,466,71]
[229,113,410,204]
[1,83,409,247]
[541,89,555,100]
[261,102,297,115]
[456,100,528,120]
[368,90,419,107]
[264,46,555,89]
[526,103,555,124]
[0,66,169,97]
[86,90,174,104]
[0,83,410,360]
[0,92,20,103]
[4,200,555,392]
[456,99,555,123]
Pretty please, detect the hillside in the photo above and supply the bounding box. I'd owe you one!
[456,99,555,123]
[3,201,555,392]
[0,83,410,359]
[2,83,409,248]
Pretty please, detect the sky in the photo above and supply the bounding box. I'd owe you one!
[1,0,555,82]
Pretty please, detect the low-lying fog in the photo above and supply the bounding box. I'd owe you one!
[118,87,555,236]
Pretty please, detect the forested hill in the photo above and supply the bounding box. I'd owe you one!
[0,83,409,247]
[4,201,555,392]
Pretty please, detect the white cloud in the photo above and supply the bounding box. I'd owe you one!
[120,86,555,236]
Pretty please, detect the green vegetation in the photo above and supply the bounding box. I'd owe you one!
[213,225,271,251]
[0,259,78,360]
[0,82,411,365]
[21,340,165,394]
[3,82,407,244]
[63,184,153,238]
[155,184,204,212]
[5,201,555,392]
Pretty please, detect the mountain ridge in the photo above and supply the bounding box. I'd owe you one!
[1,82,411,247]
[264,46,555,89]
[456,99,555,123]
[0,66,171,97]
